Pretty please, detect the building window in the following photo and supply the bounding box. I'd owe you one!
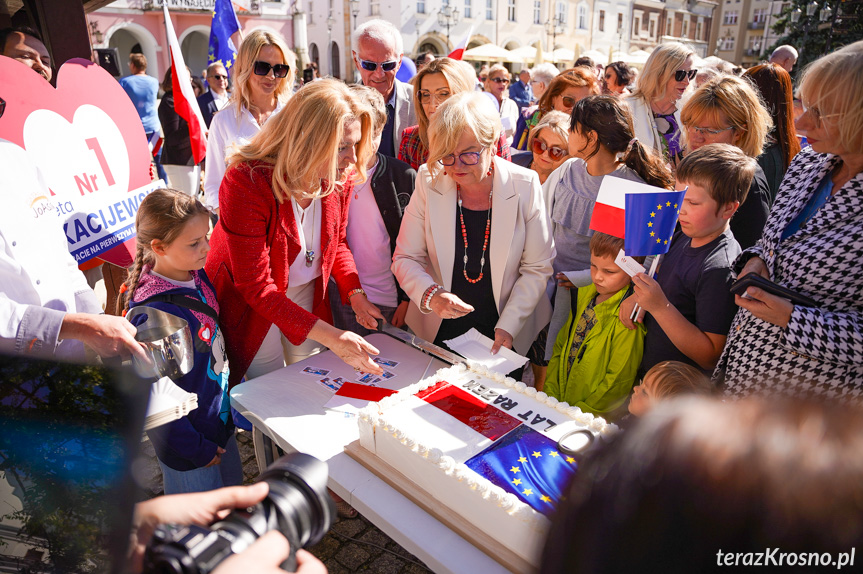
[633,17,640,35]
[723,10,738,25]
[370,1,380,15]
[617,13,623,32]
[753,8,767,22]
[507,0,516,21]
[666,16,672,35]
[465,0,472,18]
[681,19,688,37]
[721,36,735,50]
[649,19,655,38]
[598,9,605,31]
[578,4,587,29]
[556,1,566,22]
[695,21,702,39]
[534,0,542,24]
[417,0,425,13]
[308,0,314,23]
[486,0,493,19]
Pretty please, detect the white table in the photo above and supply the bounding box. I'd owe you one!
[230,333,511,574]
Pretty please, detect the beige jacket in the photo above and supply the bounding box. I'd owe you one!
[392,156,554,354]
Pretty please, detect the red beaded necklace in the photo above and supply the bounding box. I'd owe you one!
[456,163,494,284]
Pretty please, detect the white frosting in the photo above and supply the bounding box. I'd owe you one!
[356,362,613,564]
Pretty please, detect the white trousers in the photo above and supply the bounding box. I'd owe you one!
[245,280,323,380]
[163,164,201,197]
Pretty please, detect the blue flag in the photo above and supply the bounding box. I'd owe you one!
[208,0,241,74]
[465,425,577,516]
[624,188,687,256]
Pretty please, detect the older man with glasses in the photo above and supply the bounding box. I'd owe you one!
[197,62,230,128]
[351,19,416,158]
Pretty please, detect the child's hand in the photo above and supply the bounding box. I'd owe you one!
[205,446,227,468]
[619,294,641,329]
[555,272,575,289]
[632,272,669,314]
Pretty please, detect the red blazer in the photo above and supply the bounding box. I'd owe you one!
[205,161,362,387]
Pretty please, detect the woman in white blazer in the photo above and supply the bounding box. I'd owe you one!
[392,92,554,357]
[623,42,695,168]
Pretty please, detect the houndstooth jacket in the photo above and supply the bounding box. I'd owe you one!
[716,146,863,401]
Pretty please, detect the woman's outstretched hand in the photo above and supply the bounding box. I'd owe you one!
[308,320,383,374]
[430,290,475,320]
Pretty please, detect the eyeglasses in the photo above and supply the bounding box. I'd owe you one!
[358,58,399,72]
[490,77,510,84]
[253,61,290,78]
[690,125,736,136]
[417,89,452,104]
[674,69,698,82]
[801,101,837,128]
[531,139,568,160]
[439,151,484,166]
[561,96,577,109]
[209,74,228,81]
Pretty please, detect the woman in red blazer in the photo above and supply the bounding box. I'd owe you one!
[206,79,384,386]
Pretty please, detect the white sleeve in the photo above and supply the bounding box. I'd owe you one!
[203,111,230,212]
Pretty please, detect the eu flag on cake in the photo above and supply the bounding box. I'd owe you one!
[624,188,687,256]
[465,425,577,516]
[208,0,241,74]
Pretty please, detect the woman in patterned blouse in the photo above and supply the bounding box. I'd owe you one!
[398,57,510,170]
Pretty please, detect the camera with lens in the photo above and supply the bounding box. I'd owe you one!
[143,452,335,574]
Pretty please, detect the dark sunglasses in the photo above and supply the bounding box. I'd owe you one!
[561,96,577,109]
[531,139,568,160]
[674,69,698,82]
[253,61,290,78]
[490,77,510,84]
[209,74,228,81]
[358,58,399,72]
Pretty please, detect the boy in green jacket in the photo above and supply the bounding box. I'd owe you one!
[545,232,645,418]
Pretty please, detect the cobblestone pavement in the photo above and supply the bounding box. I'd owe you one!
[139,430,432,573]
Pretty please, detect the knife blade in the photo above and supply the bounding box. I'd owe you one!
[375,319,465,366]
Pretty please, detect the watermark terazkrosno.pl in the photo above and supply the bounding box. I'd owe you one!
[717,549,856,569]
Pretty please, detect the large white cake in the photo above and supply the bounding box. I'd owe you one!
[354,363,618,571]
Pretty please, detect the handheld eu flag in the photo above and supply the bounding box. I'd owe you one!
[208,0,241,74]
[624,188,687,256]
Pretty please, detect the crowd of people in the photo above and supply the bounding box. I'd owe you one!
[2,17,862,573]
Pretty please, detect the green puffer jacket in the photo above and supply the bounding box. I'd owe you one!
[545,283,645,416]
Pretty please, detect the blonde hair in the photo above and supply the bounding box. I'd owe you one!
[526,110,570,151]
[680,75,772,158]
[799,40,863,155]
[228,79,375,202]
[118,189,210,314]
[426,91,501,181]
[644,360,714,400]
[351,84,387,138]
[414,57,475,148]
[630,42,694,103]
[231,29,296,117]
[484,63,511,86]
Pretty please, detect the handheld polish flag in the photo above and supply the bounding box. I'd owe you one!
[448,26,474,60]
[589,177,663,238]
[163,5,208,165]
[208,0,242,75]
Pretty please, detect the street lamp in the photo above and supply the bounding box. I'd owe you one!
[545,14,565,52]
[437,4,460,49]
[350,0,360,30]
[820,2,832,21]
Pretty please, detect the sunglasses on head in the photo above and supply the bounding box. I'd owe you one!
[358,58,399,72]
[531,139,568,160]
[490,77,510,84]
[254,61,290,78]
[674,69,698,82]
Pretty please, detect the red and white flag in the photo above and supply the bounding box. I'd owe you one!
[589,176,659,238]
[162,5,208,165]
[448,26,474,60]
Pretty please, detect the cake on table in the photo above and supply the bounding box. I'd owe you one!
[351,362,618,572]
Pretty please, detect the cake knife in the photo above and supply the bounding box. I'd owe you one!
[375,319,465,366]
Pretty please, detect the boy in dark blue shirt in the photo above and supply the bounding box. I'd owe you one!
[623,144,757,374]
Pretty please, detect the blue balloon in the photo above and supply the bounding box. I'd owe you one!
[396,56,417,83]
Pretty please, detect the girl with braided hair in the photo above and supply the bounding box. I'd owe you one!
[119,188,240,495]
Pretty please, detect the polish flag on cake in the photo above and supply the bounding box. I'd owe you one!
[448,26,474,60]
[589,176,667,239]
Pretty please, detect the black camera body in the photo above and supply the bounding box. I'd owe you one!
[143,452,335,574]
